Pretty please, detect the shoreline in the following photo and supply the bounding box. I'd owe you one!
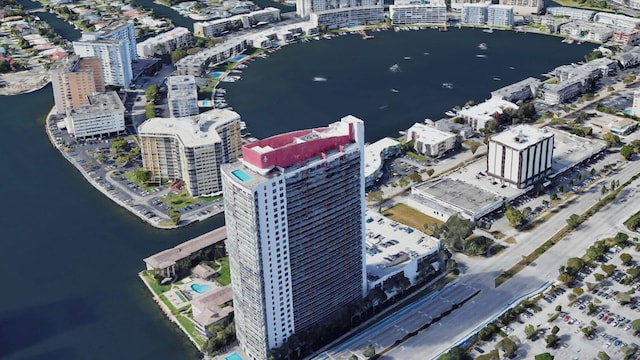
[43,106,225,229]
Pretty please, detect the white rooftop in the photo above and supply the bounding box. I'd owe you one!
[458,98,518,121]
[364,137,400,180]
[365,210,440,283]
[489,125,554,150]
[138,108,240,147]
[407,123,456,144]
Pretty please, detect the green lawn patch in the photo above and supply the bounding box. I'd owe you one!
[123,170,157,192]
[406,151,428,162]
[141,271,171,295]
[162,189,204,210]
[491,231,506,240]
[382,204,443,235]
[624,211,640,232]
[176,313,205,347]
[214,257,231,286]
[202,195,222,202]
[159,293,191,315]
[504,237,516,244]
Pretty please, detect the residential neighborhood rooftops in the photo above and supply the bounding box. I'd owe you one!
[143,226,227,270]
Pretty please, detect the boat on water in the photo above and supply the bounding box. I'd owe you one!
[476,54,488,58]
[240,121,247,130]
[478,43,488,50]
[424,52,430,55]
[493,77,501,81]
[404,56,412,60]
[389,64,401,73]
[445,111,457,117]
[442,82,454,89]
[483,28,494,33]
[390,88,399,93]
[313,76,327,82]
[509,66,516,70]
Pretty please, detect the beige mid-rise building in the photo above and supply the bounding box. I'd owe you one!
[50,56,104,114]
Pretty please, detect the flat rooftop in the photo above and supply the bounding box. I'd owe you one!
[547,127,606,175]
[138,108,240,147]
[143,226,227,269]
[407,123,456,144]
[365,137,400,180]
[365,210,440,283]
[413,176,507,216]
[489,125,554,150]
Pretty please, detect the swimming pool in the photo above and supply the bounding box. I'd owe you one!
[190,283,211,294]
[229,55,247,63]
[210,72,224,79]
[225,351,243,360]
[232,169,252,182]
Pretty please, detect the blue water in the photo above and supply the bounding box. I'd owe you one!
[190,284,212,294]
[226,351,243,360]
[211,72,224,78]
[625,109,632,115]
[232,169,252,182]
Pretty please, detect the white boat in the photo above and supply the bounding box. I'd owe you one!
[445,111,457,117]
[424,52,430,55]
[389,64,401,73]
[390,88,399,93]
[476,54,488,58]
[313,76,327,82]
[442,82,454,89]
[478,43,488,50]
[240,121,247,130]
[493,77,501,81]
[404,56,412,60]
[483,28,494,33]
[509,66,516,70]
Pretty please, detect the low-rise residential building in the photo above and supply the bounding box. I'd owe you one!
[143,227,227,278]
[136,27,193,59]
[612,29,640,45]
[490,77,541,102]
[546,7,594,21]
[310,6,385,29]
[65,91,125,138]
[487,125,554,189]
[451,0,490,11]
[175,38,248,76]
[364,137,402,188]
[593,12,640,29]
[193,8,280,38]
[553,57,617,82]
[191,286,234,337]
[390,1,447,25]
[137,109,242,197]
[559,20,613,43]
[613,46,640,68]
[542,74,590,104]
[590,117,638,135]
[499,0,542,15]
[457,98,518,132]
[406,123,457,157]
[297,0,380,18]
[633,90,640,116]
[461,3,488,25]
[167,75,199,118]
[487,5,514,27]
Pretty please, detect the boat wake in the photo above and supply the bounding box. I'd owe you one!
[313,76,327,82]
[390,88,399,93]
[476,54,488,58]
[442,82,454,89]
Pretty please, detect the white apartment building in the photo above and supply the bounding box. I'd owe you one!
[65,91,125,138]
[175,38,248,76]
[461,3,489,24]
[487,125,554,189]
[167,75,199,118]
[137,109,242,197]
[73,34,133,88]
[136,27,193,59]
[487,5,514,27]
[406,123,457,157]
[193,8,281,38]
[310,6,385,29]
[498,0,542,15]
[458,98,518,132]
[297,0,381,17]
[546,7,595,21]
[220,116,367,360]
[543,74,590,104]
[593,12,640,28]
[390,1,447,25]
[99,21,138,61]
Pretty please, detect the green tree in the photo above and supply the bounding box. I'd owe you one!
[366,190,384,203]
[615,232,629,246]
[434,214,475,253]
[524,324,536,339]
[349,356,359,360]
[145,84,159,101]
[603,132,621,147]
[621,253,633,265]
[621,145,635,160]
[617,292,631,305]
[426,168,435,176]
[594,273,605,281]
[408,172,422,183]
[171,48,188,64]
[601,264,616,276]
[598,351,611,360]
[116,156,128,165]
[128,147,141,160]
[566,214,580,229]
[133,168,152,183]
[145,102,156,119]
[111,137,127,154]
[505,208,525,228]
[496,336,518,358]
[545,334,559,348]
[627,268,640,279]
[551,325,559,335]
[476,349,499,360]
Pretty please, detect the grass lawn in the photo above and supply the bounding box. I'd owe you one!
[551,0,616,11]
[123,170,157,192]
[214,257,231,286]
[176,314,205,347]
[141,271,171,295]
[163,189,205,210]
[407,151,428,162]
[382,204,443,235]
[159,293,191,315]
